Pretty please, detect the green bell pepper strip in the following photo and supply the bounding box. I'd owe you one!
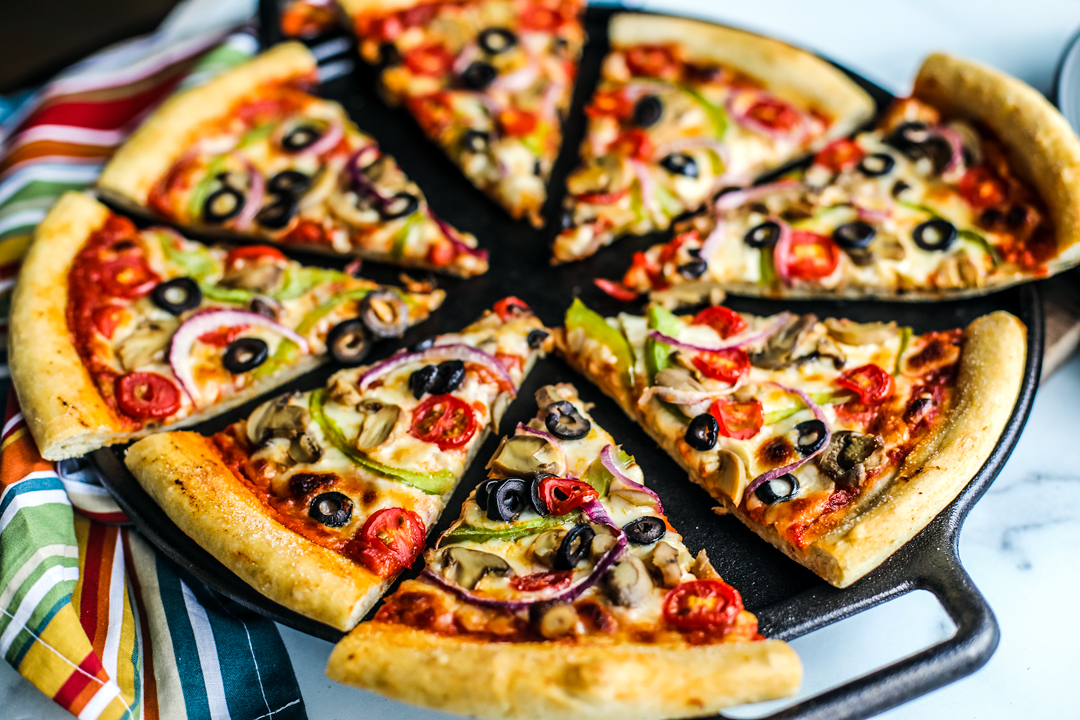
[273,266,352,301]
[294,288,372,336]
[390,212,423,261]
[629,179,645,222]
[201,285,256,305]
[565,299,634,389]
[236,122,274,149]
[763,390,854,425]
[309,389,455,495]
[252,339,301,381]
[679,84,728,138]
[440,511,582,545]
[758,246,776,287]
[188,155,226,221]
[645,304,681,383]
[652,182,683,220]
[957,229,1001,266]
[157,232,217,281]
[582,447,634,498]
[894,326,913,376]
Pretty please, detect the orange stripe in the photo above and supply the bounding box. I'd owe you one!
[0,142,113,174]
[122,528,158,720]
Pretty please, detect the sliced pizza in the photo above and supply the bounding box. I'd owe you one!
[96,42,488,277]
[123,299,550,630]
[328,383,800,718]
[342,0,585,226]
[622,53,1080,300]
[9,191,445,460]
[554,299,1025,587]
[552,13,875,263]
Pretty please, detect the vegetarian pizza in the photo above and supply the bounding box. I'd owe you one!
[342,0,585,226]
[9,192,444,461]
[96,42,488,277]
[621,54,1080,300]
[555,299,1025,587]
[553,13,875,264]
[328,383,800,719]
[123,299,550,630]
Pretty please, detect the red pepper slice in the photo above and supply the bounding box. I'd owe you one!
[585,90,633,120]
[709,399,762,440]
[625,44,680,78]
[777,230,840,280]
[959,167,1006,210]
[92,304,125,339]
[576,187,630,205]
[691,306,747,339]
[410,394,478,451]
[662,579,744,632]
[746,96,802,133]
[493,296,531,321]
[404,43,454,76]
[815,138,864,172]
[100,257,160,299]
[347,507,426,579]
[509,570,573,592]
[520,5,563,31]
[612,129,653,161]
[115,372,181,420]
[225,245,287,268]
[692,348,749,385]
[198,325,249,347]
[836,363,894,405]
[594,278,640,302]
[539,477,599,516]
[498,108,538,137]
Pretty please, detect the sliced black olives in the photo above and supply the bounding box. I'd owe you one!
[685,413,718,451]
[527,329,550,349]
[912,219,957,251]
[857,153,895,177]
[326,318,373,366]
[633,95,663,128]
[409,364,440,399]
[677,259,708,279]
[545,401,591,440]
[659,153,698,178]
[411,337,436,352]
[203,185,244,224]
[254,196,297,230]
[744,221,782,248]
[462,129,490,154]
[151,277,202,315]
[268,170,311,196]
[554,523,596,570]
[359,290,409,337]
[380,192,420,220]
[487,478,528,522]
[754,474,799,505]
[886,121,930,158]
[475,478,502,512]
[529,473,552,516]
[429,360,466,395]
[461,61,497,90]
[478,27,517,54]
[281,123,323,153]
[832,221,877,250]
[793,419,828,456]
[309,492,352,526]
[622,516,666,545]
[223,337,269,374]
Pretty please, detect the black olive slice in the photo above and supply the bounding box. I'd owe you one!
[379,192,420,220]
[632,95,663,128]
[685,413,718,451]
[622,516,666,545]
[755,474,799,505]
[527,329,549,349]
[378,41,402,67]
[478,27,517,54]
[659,153,698,178]
[912,219,957,251]
[359,289,409,338]
[744,221,782,249]
[223,337,269,374]
[309,491,353,527]
[151,277,202,315]
[832,221,877,250]
[281,123,324,153]
[203,186,244,224]
[326,319,373,366]
[487,478,527,522]
[887,121,930,158]
[410,337,435,352]
[254,196,297,230]
[793,419,828,457]
[677,259,708,279]
[475,478,502,512]
[545,401,591,440]
[268,170,311,197]
[462,129,490,154]
[428,360,466,395]
[1006,206,1028,227]
[554,522,596,570]
[529,473,553,516]
[891,180,912,198]
[461,61,497,90]
[409,364,439,399]
[857,153,895,177]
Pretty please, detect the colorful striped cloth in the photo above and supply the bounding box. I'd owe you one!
[0,7,308,718]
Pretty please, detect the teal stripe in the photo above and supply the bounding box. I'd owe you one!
[154,553,213,720]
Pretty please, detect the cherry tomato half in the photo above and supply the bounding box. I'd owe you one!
[404,43,454,76]
[519,5,563,31]
[576,187,630,205]
[692,306,747,339]
[493,296,532,321]
[611,129,653,161]
[746,96,802,134]
[539,476,599,516]
[959,167,1006,210]
[662,579,744,632]
[585,90,633,120]
[624,44,680,79]
[100,257,160,299]
[347,507,426,578]
[510,570,573,593]
[225,245,287,268]
[709,399,762,440]
[410,394,478,451]
[594,278,640,302]
[499,108,538,137]
[777,230,840,281]
[93,304,125,339]
[692,348,749,385]
[115,372,181,420]
[815,138,864,172]
[836,363,895,405]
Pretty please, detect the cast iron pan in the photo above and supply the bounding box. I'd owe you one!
[91,5,1044,719]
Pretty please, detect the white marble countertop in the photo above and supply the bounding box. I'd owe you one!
[5,1,1080,718]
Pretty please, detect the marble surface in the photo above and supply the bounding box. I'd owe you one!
[6,1,1080,718]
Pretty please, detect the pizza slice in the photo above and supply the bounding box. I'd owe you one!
[96,42,488,277]
[10,192,445,460]
[328,383,800,718]
[554,299,1025,587]
[622,53,1080,300]
[342,0,585,227]
[552,13,875,263]
[123,299,550,630]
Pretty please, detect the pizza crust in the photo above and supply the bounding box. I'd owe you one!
[337,0,423,17]
[327,623,801,720]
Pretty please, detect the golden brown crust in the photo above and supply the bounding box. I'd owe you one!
[328,624,800,720]
[97,42,317,205]
[337,0,422,17]
[610,13,874,140]
[913,53,1080,267]
[125,432,388,631]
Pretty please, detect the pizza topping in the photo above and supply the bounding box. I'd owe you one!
[487,478,529,522]
[535,601,579,639]
[647,310,793,356]
[691,306,747,338]
[358,289,410,338]
[836,364,894,405]
[554,522,596,570]
[278,118,342,155]
[461,61,498,90]
[748,313,815,369]
[487,432,565,479]
[604,555,653,607]
[527,329,550,349]
[223,337,269,374]
[117,319,177,371]
[622,516,666,545]
[710,399,763,440]
[912,218,958,252]
[410,394,478,451]
[599,444,663,510]
[441,547,513,590]
[308,491,353,527]
[151,277,202,315]
[539,477,598,516]
[659,153,699,178]
[793,419,829,456]
[354,403,401,450]
[326,318,374,366]
[359,342,515,394]
[692,348,750,384]
[477,27,517,55]
[817,430,883,487]
[832,221,877,251]
[744,384,831,498]
[662,579,742,632]
[815,138,864,172]
[823,318,899,345]
[545,400,591,440]
[115,372,182,420]
[685,413,719,451]
[753,473,799,505]
[348,507,426,578]
[775,228,840,282]
[632,95,663,128]
[856,152,896,177]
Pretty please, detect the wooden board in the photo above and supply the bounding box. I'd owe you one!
[1041,271,1080,379]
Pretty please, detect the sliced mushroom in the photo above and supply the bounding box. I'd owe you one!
[704,448,750,506]
[814,334,847,370]
[441,547,512,590]
[117,318,178,371]
[530,528,567,568]
[355,404,400,450]
[326,374,364,408]
[869,233,906,261]
[535,602,579,639]
[691,549,722,581]
[533,385,565,411]
[824,319,899,346]
[817,430,884,487]
[485,434,566,479]
[649,541,684,588]
[589,523,618,559]
[248,295,282,321]
[648,281,726,310]
[653,368,710,418]
[749,314,817,370]
[220,262,285,295]
[604,556,653,608]
[247,392,308,444]
[288,433,323,464]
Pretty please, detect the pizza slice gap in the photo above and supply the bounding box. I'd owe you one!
[554,299,1025,587]
[622,53,1080,300]
[341,0,586,227]
[96,42,488,278]
[122,298,551,631]
[10,191,447,460]
[328,382,801,719]
[553,13,876,264]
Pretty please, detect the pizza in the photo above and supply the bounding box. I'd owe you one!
[327,383,800,718]
[552,13,875,264]
[621,53,1080,300]
[9,191,444,461]
[554,299,1025,587]
[123,299,550,630]
[341,0,585,226]
[96,42,489,277]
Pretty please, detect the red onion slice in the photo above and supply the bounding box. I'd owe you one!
[452,44,481,75]
[932,125,965,173]
[299,118,344,157]
[169,310,309,406]
[856,204,891,222]
[515,422,559,445]
[771,218,795,286]
[489,62,540,92]
[646,311,792,355]
[698,217,726,262]
[357,343,514,394]
[714,180,805,212]
[637,385,737,410]
[629,159,656,214]
[600,445,662,513]
[427,208,489,261]
[744,383,832,499]
[347,146,392,207]
[233,157,265,230]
